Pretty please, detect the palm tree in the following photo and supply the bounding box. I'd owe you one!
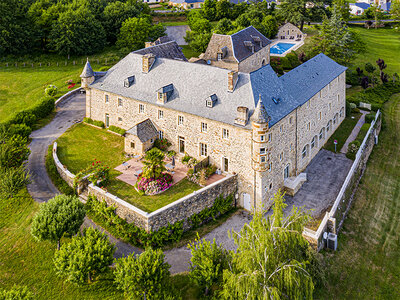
[142,148,166,179]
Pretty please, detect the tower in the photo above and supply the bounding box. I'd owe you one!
[250,95,271,210]
[80,58,95,89]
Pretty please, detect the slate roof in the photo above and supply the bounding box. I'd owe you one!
[381,2,391,11]
[90,50,346,128]
[80,59,94,78]
[126,119,158,143]
[350,2,370,9]
[134,41,187,61]
[230,26,272,62]
[250,96,271,124]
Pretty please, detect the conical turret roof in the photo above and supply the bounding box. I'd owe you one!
[250,95,271,124]
[80,58,94,78]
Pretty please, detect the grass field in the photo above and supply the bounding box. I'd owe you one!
[56,123,200,212]
[315,94,400,299]
[349,25,400,75]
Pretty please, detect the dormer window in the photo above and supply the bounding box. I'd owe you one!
[206,94,218,108]
[124,76,135,88]
[217,53,223,61]
[244,41,255,53]
[157,84,174,104]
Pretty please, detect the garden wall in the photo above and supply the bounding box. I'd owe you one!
[55,87,83,107]
[303,110,382,251]
[53,142,238,232]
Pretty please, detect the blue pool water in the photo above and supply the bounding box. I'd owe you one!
[270,43,296,54]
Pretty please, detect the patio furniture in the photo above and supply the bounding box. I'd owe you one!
[165,163,174,171]
[133,155,141,162]
[122,161,130,170]
[134,169,143,177]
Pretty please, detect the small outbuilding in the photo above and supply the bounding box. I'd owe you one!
[276,23,307,41]
[124,119,159,156]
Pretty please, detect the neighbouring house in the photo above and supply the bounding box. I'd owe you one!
[381,1,392,12]
[81,26,346,212]
[357,0,390,5]
[191,26,272,73]
[349,2,370,15]
[168,0,203,9]
[276,23,307,41]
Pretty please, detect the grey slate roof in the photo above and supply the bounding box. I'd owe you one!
[134,41,187,61]
[250,96,271,124]
[126,119,158,143]
[230,26,272,62]
[90,51,346,129]
[80,59,94,78]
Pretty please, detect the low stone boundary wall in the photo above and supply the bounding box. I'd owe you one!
[55,87,83,107]
[303,110,382,250]
[52,142,237,232]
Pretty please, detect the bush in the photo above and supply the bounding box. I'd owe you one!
[182,153,192,164]
[45,84,58,97]
[29,97,55,119]
[10,111,37,127]
[349,103,357,110]
[0,135,30,169]
[153,138,171,151]
[286,52,301,69]
[280,56,292,70]
[0,166,31,199]
[365,113,376,124]
[166,150,176,158]
[0,285,34,300]
[346,140,360,160]
[108,125,126,135]
[205,164,217,178]
[346,69,360,86]
[345,101,352,117]
[83,117,105,128]
[136,173,173,195]
[8,124,32,139]
[114,249,171,299]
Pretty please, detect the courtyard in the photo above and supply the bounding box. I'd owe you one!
[56,122,202,212]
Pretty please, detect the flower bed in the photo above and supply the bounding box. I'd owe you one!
[136,173,173,195]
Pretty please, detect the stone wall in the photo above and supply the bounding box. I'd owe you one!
[53,142,75,187]
[147,174,238,232]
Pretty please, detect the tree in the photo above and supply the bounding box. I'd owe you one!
[332,0,350,21]
[361,76,369,89]
[372,5,384,29]
[49,7,106,58]
[221,190,315,299]
[278,0,325,30]
[114,248,171,299]
[311,6,356,64]
[0,166,30,199]
[188,235,231,296]
[116,16,165,51]
[392,0,400,21]
[215,0,231,20]
[261,15,279,39]
[214,18,235,34]
[54,227,114,284]
[31,194,86,250]
[202,0,217,21]
[0,285,34,300]
[365,62,377,87]
[142,148,166,179]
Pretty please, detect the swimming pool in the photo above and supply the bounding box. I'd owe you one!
[270,43,296,55]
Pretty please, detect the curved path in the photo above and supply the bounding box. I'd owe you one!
[25,92,247,272]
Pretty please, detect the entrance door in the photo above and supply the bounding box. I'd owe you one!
[105,113,110,127]
[243,193,251,211]
[223,157,229,172]
[179,136,185,154]
[284,164,290,179]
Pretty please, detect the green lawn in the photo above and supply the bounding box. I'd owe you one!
[315,94,400,299]
[56,123,200,212]
[349,25,400,75]
[323,112,361,153]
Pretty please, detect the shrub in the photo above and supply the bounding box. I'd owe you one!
[54,227,115,284]
[365,113,376,124]
[182,153,192,164]
[0,285,34,300]
[346,69,360,86]
[114,249,171,299]
[45,84,58,97]
[136,173,173,195]
[205,164,217,178]
[108,125,126,135]
[142,148,166,180]
[0,166,31,199]
[286,52,301,69]
[280,57,292,70]
[29,97,55,119]
[10,111,37,127]
[166,150,176,158]
[346,140,360,160]
[0,134,30,169]
[349,103,357,110]
[8,124,32,139]
[83,117,105,128]
[153,138,171,151]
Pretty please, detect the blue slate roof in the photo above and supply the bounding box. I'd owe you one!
[250,53,347,126]
[352,2,370,9]
[381,2,391,11]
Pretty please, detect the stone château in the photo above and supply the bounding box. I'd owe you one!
[80,26,346,211]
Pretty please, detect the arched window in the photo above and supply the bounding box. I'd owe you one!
[333,113,338,125]
[326,120,332,132]
[311,136,317,149]
[262,58,267,66]
[340,107,344,118]
[319,128,325,141]
[302,145,309,159]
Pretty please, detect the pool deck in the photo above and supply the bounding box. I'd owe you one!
[269,39,305,57]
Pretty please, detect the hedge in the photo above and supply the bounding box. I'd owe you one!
[365,112,376,124]
[108,125,126,135]
[83,117,105,128]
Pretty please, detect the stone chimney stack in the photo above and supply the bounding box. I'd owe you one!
[234,106,248,126]
[142,53,156,73]
[228,71,238,92]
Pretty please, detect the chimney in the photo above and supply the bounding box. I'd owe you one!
[142,53,155,73]
[228,71,238,92]
[145,42,153,48]
[235,106,248,126]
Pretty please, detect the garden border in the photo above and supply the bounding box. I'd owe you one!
[303,110,381,250]
[52,142,238,232]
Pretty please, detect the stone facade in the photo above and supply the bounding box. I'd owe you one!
[277,23,307,40]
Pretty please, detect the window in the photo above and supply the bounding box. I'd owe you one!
[302,145,308,159]
[269,183,273,190]
[290,144,292,151]
[159,131,164,139]
[306,102,309,108]
[333,114,338,124]
[201,122,208,133]
[130,142,135,149]
[311,136,316,149]
[319,128,325,141]
[118,98,123,107]
[222,128,229,139]
[307,122,311,131]
[319,112,322,120]
[340,107,344,118]
[261,156,266,163]
[260,148,266,155]
[178,115,184,125]
[289,117,293,124]
[158,110,164,119]
[200,143,207,156]
[217,53,222,61]
[139,104,144,113]
[268,162,272,172]
[280,125,283,133]
[337,94,340,103]
[268,133,272,142]
[329,103,332,110]
[260,135,265,142]
[279,152,283,161]
[327,121,331,132]
[105,95,109,103]
[118,117,122,122]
